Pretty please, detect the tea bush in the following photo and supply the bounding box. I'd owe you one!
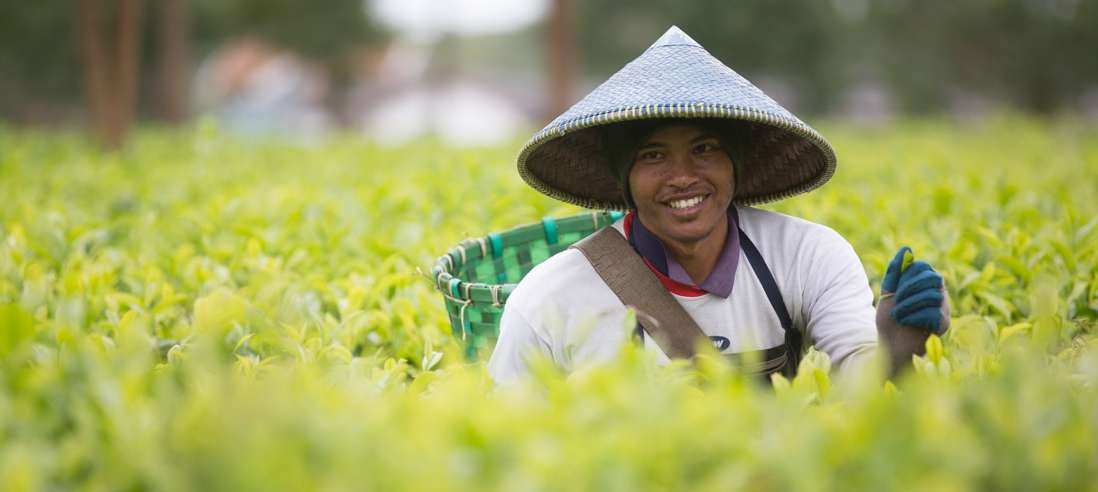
[0,116,1095,490]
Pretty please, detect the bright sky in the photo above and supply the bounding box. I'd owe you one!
[366,0,549,41]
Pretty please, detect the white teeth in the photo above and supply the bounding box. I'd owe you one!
[668,196,704,209]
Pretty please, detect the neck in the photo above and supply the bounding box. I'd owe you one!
[648,216,728,285]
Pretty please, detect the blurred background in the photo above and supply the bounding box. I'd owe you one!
[2,0,1096,149]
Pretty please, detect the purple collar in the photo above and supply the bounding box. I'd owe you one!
[628,208,741,298]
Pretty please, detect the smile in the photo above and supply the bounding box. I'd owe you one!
[665,195,708,210]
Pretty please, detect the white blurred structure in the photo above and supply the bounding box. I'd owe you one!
[367,0,549,41]
[349,38,534,147]
[192,39,332,139]
[191,2,550,145]
[355,0,548,146]
[356,77,529,146]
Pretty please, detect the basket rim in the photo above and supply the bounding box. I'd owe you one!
[430,211,624,306]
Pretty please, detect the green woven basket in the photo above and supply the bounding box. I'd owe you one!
[431,211,625,359]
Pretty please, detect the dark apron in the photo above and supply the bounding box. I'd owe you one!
[629,211,802,379]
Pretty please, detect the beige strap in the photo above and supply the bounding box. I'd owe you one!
[571,227,707,359]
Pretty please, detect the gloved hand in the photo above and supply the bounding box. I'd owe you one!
[881,246,950,334]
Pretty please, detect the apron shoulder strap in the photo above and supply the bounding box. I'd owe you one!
[571,227,706,359]
[737,229,793,331]
[737,227,803,375]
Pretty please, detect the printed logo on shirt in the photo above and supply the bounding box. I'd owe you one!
[635,327,731,352]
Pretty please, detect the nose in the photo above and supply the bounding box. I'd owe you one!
[665,152,700,188]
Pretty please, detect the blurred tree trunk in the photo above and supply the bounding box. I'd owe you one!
[76,0,144,149]
[547,0,576,120]
[77,0,110,141]
[158,0,189,123]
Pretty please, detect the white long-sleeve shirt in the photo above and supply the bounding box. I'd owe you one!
[487,206,878,384]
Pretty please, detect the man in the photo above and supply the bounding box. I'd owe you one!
[488,27,949,384]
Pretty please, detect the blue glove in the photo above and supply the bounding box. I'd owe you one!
[882,246,948,334]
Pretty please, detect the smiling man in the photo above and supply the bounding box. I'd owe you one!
[624,123,735,279]
[487,27,950,384]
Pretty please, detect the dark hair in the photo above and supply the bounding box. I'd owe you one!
[599,118,747,208]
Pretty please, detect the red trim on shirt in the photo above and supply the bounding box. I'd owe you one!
[623,212,707,298]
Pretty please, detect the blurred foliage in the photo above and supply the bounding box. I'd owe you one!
[0,117,1097,489]
[4,1,1098,122]
[867,0,1098,113]
[0,0,385,120]
[0,2,81,113]
[578,0,1098,114]
[191,0,384,65]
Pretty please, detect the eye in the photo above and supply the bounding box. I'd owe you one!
[693,141,720,154]
[635,150,664,162]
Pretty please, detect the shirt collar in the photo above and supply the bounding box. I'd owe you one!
[626,207,741,298]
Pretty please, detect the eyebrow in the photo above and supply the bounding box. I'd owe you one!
[691,133,720,143]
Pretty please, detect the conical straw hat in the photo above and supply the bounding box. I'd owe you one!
[517,26,837,210]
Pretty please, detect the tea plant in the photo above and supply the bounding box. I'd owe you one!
[0,116,1095,490]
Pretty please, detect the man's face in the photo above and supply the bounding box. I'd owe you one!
[627,123,735,247]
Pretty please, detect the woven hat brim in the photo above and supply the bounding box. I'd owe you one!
[517,104,837,210]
